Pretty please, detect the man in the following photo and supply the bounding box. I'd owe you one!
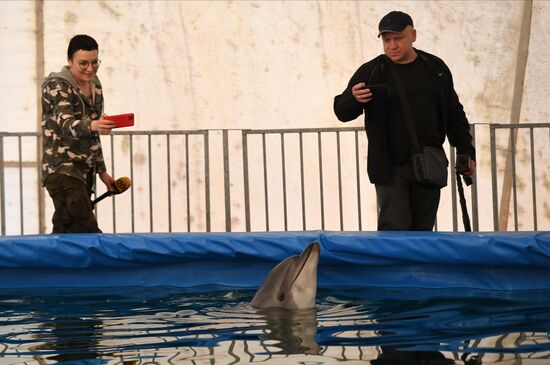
[334,11,476,231]
[41,34,117,233]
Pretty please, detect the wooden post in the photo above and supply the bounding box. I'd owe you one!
[498,0,532,231]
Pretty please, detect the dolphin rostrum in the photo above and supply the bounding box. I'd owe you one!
[251,242,320,310]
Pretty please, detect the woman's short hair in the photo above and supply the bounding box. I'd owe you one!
[67,34,98,59]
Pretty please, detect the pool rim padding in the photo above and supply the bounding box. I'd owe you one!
[1,230,549,290]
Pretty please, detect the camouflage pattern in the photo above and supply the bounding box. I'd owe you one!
[44,173,101,233]
[41,66,106,185]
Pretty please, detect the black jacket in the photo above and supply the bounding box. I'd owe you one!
[333,49,475,184]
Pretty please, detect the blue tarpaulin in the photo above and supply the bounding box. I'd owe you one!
[1,231,549,289]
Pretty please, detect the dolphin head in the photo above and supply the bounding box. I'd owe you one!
[251,242,320,310]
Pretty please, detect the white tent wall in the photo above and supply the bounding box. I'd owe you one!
[1,0,549,233]
[34,1,530,130]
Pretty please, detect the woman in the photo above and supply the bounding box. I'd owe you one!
[41,34,117,233]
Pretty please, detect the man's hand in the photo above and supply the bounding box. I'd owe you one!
[352,82,373,104]
[91,116,117,135]
[99,171,115,192]
[462,159,476,177]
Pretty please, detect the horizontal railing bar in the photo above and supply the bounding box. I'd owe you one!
[0,132,40,137]
[242,127,364,135]
[5,123,548,140]
[2,161,37,168]
[3,122,548,138]
[489,123,550,129]
[111,130,209,136]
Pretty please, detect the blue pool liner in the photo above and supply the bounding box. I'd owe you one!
[0,230,549,289]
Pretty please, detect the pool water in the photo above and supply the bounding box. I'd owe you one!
[0,286,549,364]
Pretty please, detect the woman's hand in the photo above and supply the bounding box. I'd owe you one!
[99,171,115,192]
[91,116,117,135]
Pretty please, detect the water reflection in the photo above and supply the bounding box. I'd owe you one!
[30,316,103,363]
[371,347,455,365]
[0,286,548,364]
[256,307,320,355]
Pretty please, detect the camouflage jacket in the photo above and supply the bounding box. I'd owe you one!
[41,66,107,185]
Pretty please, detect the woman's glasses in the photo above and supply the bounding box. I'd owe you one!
[77,59,101,71]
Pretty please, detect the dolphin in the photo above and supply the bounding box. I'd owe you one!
[251,241,320,310]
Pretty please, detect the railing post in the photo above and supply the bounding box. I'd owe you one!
[262,133,269,231]
[490,125,499,231]
[185,134,191,232]
[529,127,537,231]
[299,132,306,230]
[0,135,5,236]
[280,133,288,231]
[223,130,231,232]
[129,135,135,233]
[110,135,116,233]
[18,136,24,234]
[317,132,325,230]
[511,128,519,231]
[450,148,457,232]
[242,131,250,232]
[204,131,211,232]
[166,135,172,232]
[470,124,479,231]
[336,131,343,231]
[148,134,153,232]
[354,131,362,231]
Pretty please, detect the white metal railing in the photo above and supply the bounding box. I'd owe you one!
[1,123,549,235]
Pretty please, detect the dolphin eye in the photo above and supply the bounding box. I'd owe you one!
[278,293,285,302]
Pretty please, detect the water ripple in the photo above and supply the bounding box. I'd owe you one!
[0,286,549,364]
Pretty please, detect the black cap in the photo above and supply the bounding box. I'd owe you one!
[378,11,413,37]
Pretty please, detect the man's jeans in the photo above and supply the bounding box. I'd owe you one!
[375,162,441,231]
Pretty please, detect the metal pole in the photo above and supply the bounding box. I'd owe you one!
[318,132,325,230]
[336,131,343,231]
[223,130,231,232]
[110,136,116,232]
[130,135,135,233]
[242,131,250,232]
[490,126,499,230]
[280,133,288,231]
[354,131,362,231]
[511,129,519,231]
[450,149,457,232]
[204,131,211,232]
[529,127,537,230]
[470,124,479,231]
[262,133,269,231]
[18,136,24,234]
[299,132,306,230]
[167,135,172,232]
[148,135,153,232]
[0,136,5,235]
[185,134,191,232]
[35,0,46,234]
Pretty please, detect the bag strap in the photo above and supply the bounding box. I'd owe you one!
[386,59,423,154]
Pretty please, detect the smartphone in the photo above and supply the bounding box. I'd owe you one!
[105,113,134,128]
[363,84,387,95]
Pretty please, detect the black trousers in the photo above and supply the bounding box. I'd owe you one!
[44,173,101,233]
[375,162,441,231]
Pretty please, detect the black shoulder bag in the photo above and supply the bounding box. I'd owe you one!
[387,61,448,188]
